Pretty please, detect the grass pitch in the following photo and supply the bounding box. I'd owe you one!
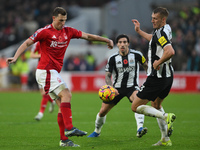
[0,91,199,150]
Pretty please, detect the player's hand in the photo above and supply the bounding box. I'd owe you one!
[107,40,114,49]
[153,60,160,70]
[132,19,140,32]
[114,88,119,96]
[6,57,16,65]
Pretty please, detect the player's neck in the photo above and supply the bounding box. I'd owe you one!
[52,23,61,31]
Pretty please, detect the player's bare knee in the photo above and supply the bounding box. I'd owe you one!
[56,85,72,102]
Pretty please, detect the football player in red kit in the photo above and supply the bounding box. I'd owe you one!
[7,7,113,147]
[30,41,56,121]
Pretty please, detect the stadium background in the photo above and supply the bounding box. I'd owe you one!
[0,0,199,92]
[0,1,200,150]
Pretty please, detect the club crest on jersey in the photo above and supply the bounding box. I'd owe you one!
[57,77,61,83]
[129,59,134,64]
[64,33,68,39]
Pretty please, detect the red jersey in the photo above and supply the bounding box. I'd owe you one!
[29,24,82,73]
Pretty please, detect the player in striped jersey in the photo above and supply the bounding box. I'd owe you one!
[132,7,176,146]
[88,34,148,138]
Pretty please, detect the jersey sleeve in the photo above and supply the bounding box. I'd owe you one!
[67,27,82,39]
[156,30,171,48]
[29,28,46,43]
[135,52,146,65]
[105,56,115,73]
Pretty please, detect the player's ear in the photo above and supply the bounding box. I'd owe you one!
[162,17,166,23]
[52,16,56,21]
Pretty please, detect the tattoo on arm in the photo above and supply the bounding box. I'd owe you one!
[105,72,112,86]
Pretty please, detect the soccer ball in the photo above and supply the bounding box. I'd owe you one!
[98,85,115,102]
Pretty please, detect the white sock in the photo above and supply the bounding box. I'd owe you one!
[94,113,106,134]
[135,113,145,130]
[157,107,169,141]
[136,105,166,120]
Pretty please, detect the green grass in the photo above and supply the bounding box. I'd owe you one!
[0,92,200,150]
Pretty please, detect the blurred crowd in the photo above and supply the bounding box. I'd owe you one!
[0,0,111,50]
[0,0,200,75]
[63,51,96,71]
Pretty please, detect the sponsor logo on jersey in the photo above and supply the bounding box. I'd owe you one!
[50,41,57,47]
[50,41,68,48]
[117,66,134,73]
[158,36,167,46]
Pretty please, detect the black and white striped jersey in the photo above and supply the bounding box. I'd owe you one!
[105,49,146,88]
[147,24,174,78]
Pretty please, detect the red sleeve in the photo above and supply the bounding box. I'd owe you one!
[29,28,46,42]
[67,27,82,39]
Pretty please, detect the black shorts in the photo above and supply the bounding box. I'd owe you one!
[137,76,173,101]
[103,86,139,105]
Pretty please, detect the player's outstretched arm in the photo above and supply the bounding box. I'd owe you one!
[131,19,152,41]
[81,32,114,49]
[6,38,34,65]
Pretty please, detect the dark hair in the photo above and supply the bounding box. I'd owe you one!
[52,7,67,16]
[116,34,129,43]
[153,7,169,18]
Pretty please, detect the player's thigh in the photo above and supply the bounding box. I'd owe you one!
[158,77,173,100]
[137,77,164,101]
[57,87,72,102]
